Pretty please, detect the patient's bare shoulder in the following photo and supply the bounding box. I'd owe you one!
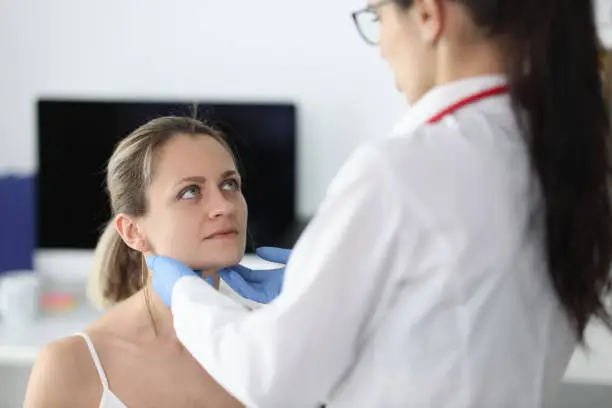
[23,335,102,408]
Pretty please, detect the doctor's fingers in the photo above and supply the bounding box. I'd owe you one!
[146,255,196,276]
[219,269,260,298]
[232,266,284,283]
[255,247,291,264]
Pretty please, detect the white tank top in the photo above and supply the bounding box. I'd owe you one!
[75,333,129,408]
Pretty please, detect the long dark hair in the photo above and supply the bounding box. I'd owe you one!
[396,0,612,341]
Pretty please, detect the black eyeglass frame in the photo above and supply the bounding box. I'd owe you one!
[351,0,394,46]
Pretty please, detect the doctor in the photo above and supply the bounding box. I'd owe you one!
[147,0,612,406]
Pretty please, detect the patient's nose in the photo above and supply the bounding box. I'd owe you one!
[207,187,235,218]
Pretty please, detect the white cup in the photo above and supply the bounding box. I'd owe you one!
[0,271,40,326]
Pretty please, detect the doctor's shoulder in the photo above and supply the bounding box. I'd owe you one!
[23,334,102,407]
[328,124,459,199]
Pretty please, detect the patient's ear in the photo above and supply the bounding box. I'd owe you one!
[115,214,150,253]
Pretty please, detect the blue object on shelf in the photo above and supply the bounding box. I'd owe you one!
[0,174,36,275]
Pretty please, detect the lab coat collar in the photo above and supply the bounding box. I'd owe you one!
[391,74,508,137]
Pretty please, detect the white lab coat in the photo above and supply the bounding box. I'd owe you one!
[171,75,576,407]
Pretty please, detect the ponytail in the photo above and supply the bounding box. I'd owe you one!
[88,220,145,309]
[503,0,612,340]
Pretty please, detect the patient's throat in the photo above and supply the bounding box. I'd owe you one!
[199,269,220,290]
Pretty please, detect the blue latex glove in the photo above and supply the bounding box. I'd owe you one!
[146,255,215,307]
[219,247,290,304]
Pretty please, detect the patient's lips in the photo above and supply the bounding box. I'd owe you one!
[204,227,239,240]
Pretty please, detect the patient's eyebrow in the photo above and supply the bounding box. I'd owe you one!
[174,176,207,187]
[174,170,240,187]
[220,170,240,180]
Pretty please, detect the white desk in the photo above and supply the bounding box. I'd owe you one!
[0,303,103,364]
[1,251,611,386]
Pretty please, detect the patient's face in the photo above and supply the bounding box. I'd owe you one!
[141,134,247,271]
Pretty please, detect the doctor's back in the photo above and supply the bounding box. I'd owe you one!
[322,0,611,406]
[330,78,576,406]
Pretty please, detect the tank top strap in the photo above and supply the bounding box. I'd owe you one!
[74,332,110,390]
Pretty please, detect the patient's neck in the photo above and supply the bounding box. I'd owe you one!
[200,269,221,289]
[141,269,220,340]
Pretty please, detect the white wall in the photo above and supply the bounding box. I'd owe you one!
[3,0,612,215]
[0,0,406,217]
[596,0,612,48]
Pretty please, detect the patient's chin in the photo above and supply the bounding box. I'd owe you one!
[187,250,244,272]
[172,236,245,271]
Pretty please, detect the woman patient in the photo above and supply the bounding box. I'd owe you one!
[24,117,248,408]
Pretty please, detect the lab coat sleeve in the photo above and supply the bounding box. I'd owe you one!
[171,145,406,407]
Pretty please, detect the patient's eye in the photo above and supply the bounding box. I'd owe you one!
[221,178,241,192]
[178,185,200,200]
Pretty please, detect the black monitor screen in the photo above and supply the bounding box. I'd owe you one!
[37,100,297,252]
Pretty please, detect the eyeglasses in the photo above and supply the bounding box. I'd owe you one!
[351,0,393,46]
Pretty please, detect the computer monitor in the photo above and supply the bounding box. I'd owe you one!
[37,100,297,253]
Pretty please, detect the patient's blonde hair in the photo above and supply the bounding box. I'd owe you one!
[89,116,233,308]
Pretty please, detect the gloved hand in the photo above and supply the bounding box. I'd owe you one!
[219,247,290,304]
[146,255,214,307]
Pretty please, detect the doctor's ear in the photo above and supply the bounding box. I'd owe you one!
[114,214,151,253]
[411,0,444,43]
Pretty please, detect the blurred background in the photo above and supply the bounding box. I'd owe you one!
[1,0,612,406]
